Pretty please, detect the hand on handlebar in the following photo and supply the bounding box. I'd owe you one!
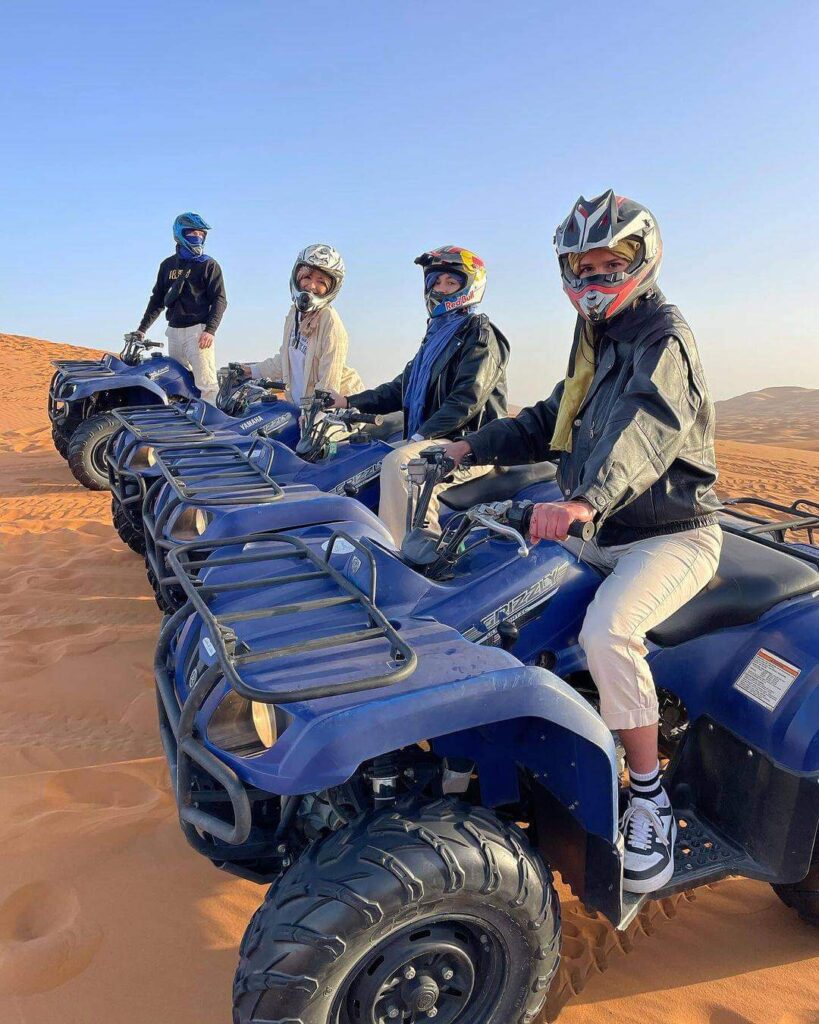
[528,500,596,544]
[327,388,347,409]
[441,439,473,468]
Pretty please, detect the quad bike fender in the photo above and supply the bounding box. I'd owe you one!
[62,373,172,407]
[223,659,619,845]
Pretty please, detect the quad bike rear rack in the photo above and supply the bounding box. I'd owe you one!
[722,496,819,546]
[143,439,286,608]
[156,529,417,848]
[106,402,215,510]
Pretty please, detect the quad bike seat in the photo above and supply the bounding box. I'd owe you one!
[648,530,819,647]
[439,462,559,512]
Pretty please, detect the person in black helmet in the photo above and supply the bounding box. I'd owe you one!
[133,212,226,403]
[444,191,722,895]
[330,245,510,543]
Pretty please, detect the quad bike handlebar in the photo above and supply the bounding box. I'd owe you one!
[504,500,598,542]
[121,332,164,364]
[296,390,383,462]
[401,454,598,576]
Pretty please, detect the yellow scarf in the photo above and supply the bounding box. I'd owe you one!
[550,319,596,452]
[551,240,641,452]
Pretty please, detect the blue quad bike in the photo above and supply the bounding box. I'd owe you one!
[49,332,202,487]
[154,448,819,1024]
[108,387,403,568]
[138,405,472,612]
[105,363,311,552]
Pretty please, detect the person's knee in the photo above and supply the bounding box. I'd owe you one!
[379,446,405,484]
[579,603,618,661]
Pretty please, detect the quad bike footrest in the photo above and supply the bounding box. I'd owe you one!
[620,810,746,928]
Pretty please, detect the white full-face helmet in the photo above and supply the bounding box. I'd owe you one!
[290,243,345,313]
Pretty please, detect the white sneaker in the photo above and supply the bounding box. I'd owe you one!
[621,796,677,894]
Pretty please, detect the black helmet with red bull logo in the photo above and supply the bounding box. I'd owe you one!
[414,246,487,318]
[554,190,662,322]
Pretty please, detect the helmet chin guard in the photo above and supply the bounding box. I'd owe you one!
[554,190,662,322]
[290,243,345,313]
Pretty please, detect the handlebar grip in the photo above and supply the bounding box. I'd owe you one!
[350,412,383,425]
[506,503,534,534]
[258,378,286,390]
[568,519,597,542]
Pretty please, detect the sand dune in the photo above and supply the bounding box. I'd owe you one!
[716,386,819,451]
[0,333,816,1024]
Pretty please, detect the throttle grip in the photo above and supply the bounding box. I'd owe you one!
[506,503,597,542]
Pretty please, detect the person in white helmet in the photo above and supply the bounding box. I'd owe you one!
[242,244,362,405]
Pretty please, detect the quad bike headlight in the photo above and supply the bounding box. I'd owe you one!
[207,689,291,755]
[171,506,212,539]
[130,445,157,469]
[62,383,77,398]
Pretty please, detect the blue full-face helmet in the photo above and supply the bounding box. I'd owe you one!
[173,212,211,258]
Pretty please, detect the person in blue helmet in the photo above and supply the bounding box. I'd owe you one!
[133,213,227,402]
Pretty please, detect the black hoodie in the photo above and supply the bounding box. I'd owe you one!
[138,255,227,335]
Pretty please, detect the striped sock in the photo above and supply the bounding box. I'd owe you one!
[629,760,667,803]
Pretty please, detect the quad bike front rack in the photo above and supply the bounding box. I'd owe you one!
[48,361,118,423]
[143,439,287,608]
[156,528,416,848]
[106,402,215,510]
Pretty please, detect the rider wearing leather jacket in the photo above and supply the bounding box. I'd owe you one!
[445,191,722,896]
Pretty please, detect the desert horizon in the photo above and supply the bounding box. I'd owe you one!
[0,330,816,1024]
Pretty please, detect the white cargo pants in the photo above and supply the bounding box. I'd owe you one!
[564,523,723,731]
[165,323,219,404]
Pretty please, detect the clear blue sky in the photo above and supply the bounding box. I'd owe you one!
[1,0,816,402]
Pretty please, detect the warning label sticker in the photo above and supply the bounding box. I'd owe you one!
[733,649,800,711]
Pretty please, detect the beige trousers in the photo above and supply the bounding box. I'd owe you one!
[166,323,219,403]
[565,523,723,731]
[378,438,493,545]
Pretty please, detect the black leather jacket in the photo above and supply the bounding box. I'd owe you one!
[465,292,721,545]
[349,313,509,439]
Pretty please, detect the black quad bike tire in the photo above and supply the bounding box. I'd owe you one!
[111,498,146,555]
[145,563,175,614]
[67,413,119,490]
[772,842,819,927]
[51,422,72,459]
[233,799,560,1024]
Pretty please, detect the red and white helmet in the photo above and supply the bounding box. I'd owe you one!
[554,190,662,322]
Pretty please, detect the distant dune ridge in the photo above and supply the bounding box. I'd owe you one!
[715,386,819,451]
[0,331,816,1024]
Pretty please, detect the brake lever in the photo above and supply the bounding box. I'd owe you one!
[467,504,530,558]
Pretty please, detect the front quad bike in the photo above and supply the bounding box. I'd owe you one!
[54,333,202,489]
[154,458,819,1022]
